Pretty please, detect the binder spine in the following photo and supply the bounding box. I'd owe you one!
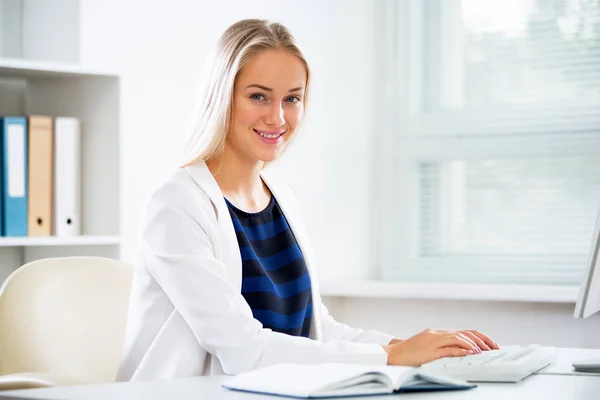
[1,116,28,236]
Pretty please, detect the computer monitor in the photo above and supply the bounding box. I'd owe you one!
[570,207,600,372]
[574,207,600,319]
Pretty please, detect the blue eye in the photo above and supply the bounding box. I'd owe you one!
[250,93,266,101]
[285,96,301,103]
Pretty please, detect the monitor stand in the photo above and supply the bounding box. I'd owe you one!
[572,357,600,373]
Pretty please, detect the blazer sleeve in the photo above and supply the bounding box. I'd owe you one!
[139,182,388,375]
[319,302,396,345]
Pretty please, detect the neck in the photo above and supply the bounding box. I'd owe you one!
[207,144,266,205]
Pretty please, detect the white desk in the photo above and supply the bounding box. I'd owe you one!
[3,348,600,400]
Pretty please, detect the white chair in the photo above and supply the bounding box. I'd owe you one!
[0,256,133,390]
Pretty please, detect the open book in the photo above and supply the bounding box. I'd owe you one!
[223,363,476,398]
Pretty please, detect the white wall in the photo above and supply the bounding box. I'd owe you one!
[78,0,600,350]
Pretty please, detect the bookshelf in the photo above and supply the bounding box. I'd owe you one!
[0,33,121,284]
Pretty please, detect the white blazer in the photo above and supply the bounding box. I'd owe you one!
[116,162,393,382]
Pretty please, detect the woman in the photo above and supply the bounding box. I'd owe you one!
[116,18,498,382]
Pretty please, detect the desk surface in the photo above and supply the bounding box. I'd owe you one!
[4,348,600,400]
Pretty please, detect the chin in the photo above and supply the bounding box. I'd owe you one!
[251,139,291,163]
[257,153,281,163]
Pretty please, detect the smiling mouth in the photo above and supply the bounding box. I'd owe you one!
[253,129,285,139]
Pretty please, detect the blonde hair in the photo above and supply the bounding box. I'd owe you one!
[180,19,310,167]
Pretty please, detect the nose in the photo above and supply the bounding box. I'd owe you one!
[264,102,285,127]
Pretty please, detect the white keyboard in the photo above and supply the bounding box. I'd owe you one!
[419,344,557,383]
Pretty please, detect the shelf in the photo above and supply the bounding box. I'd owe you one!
[0,236,121,247]
[0,56,121,247]
[0,58,118,79]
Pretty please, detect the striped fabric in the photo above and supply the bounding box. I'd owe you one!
[225,196,313,337]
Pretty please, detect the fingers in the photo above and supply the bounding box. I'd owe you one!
[454,332,481,353]
[460,330,490,351]
[442,334,479,352]
[437,331,480,353]
[462,330,500,350]
[438,330,481,353]
[435,329,499,351]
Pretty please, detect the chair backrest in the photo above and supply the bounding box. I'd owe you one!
[0,256,133,384]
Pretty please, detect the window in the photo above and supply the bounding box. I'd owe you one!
[381,0,600,285]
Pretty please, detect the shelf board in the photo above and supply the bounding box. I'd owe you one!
[0,58,119,79]
[0,235,121,247]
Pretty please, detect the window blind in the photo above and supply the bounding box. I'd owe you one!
[387,0,600,285]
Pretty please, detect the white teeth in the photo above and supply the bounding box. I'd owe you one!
[257,131,281,139]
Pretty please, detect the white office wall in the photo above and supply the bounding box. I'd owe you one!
[78,0,600,349]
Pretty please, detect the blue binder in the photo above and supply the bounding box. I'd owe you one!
[0,117,28,236]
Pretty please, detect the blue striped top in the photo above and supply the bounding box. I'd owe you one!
[225,196,313,337]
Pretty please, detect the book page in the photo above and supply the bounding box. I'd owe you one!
[223,363,398,397]
[343,364,416,389]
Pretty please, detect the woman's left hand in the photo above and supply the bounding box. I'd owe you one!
[389,329,499,352]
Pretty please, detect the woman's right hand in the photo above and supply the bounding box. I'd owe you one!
[382,328,492,366]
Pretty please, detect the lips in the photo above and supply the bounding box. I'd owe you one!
[253,129,285,139]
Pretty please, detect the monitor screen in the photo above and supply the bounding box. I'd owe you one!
[574,207,600,319]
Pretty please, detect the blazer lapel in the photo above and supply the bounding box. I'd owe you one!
[184,163,243,290]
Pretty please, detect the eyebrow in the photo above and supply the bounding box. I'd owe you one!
[245,84,304,93]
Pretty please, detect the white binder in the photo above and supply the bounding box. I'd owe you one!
[54,117,81,236]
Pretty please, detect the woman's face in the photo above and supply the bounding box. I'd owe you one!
[228,49,307,165]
